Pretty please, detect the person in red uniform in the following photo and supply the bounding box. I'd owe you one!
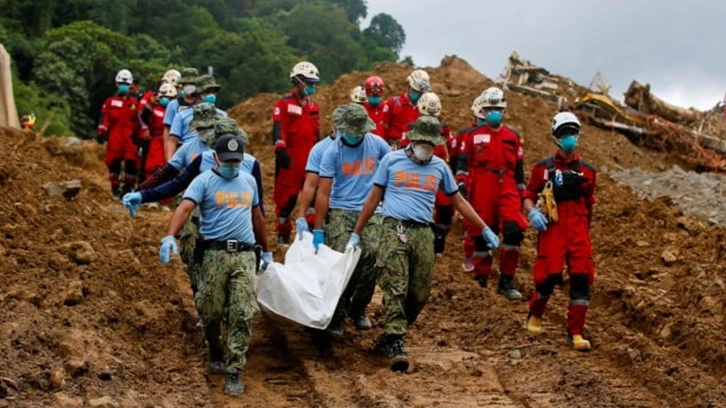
[523,112,597,351]
[139,82,177,209]
[456,87,527,300]
[363,76,385,137]
[272,61,321,245]
[97,69,141,199]
[381,69,430,149]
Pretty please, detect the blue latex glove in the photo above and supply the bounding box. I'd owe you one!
[481,226,500,249]
[312,229,325,252]
[295,217,309,239]
[528,207,548,232]
[123,192,142,219]
[159,235,178,264]
[260,252,273,270]
[346,233,360,250]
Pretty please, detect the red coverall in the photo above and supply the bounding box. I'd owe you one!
[144,104,167,176]
[457,124,527,280]
[524,152,596,336]
[451,124,477,260]
[364,101,385,138]
[381,93,419,148]
[98,95,140,192]
[272,92,320,238]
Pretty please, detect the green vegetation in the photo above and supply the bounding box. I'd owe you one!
[0,0,407,138]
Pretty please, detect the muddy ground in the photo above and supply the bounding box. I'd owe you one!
[0,56,723,407]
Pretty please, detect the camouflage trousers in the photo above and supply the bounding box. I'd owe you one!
[195,250,260,374]
[325,209,383,326]
[179,217,201,292]
[376,218,435,336]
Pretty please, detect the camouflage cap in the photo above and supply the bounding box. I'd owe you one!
[212,117,249,146]
[332,103,376,136]
[406,116,444,145]
[180,67,199,85]
[190,103,219,129]
[193,74,221,94]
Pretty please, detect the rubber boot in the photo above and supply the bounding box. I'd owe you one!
[497,275,523,300]
[207,343,225,374]
[475,276,488,288]
[525,314,543,334]
[568,334,591,351]
[224,373,244,395]
[352,314,372,331]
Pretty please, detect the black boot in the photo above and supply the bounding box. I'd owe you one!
[497,275,523,300]
[207,343,225,374]
[224,373,244,395]
[388,335,410,372]
[434,232,445,256]
[475,276,488,288]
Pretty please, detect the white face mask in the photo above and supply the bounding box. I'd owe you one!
[198,128,215,143]
[182,84,196,96]
[412,143,435,161]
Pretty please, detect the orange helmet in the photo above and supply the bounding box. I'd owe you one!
[364,76,385,96]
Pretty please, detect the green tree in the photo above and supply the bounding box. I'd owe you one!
[364,13,405,57]
[331,0,367,24]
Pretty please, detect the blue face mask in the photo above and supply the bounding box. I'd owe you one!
[160,97,170,107]
[342,132,363,145]
[476,118,487,126]
[219,162,240,179]
[202,94,217,104]
[179,91,185,98]
[304,85,315,96]
[485,110,503,127]
[558,135,578,153]
[409,91,422,104]
[368,96,382,106]
[118,84,130,95]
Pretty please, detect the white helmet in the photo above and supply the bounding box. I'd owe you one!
[158,82,178,98]
[290,61,320,83]
[470,94,487,119]
[406,69,431,92]
[115,69,133,85]
[479,87,507,109]
[161,69,182,86]
[551,111,581,136]
[417,92,442,117]
[350,85,367,104]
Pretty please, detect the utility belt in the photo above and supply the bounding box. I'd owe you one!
[472,167,507,182]
[202,239,256,252]
[383,216,430,229]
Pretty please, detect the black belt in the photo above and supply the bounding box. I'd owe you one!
[203,240,255,252]
[383,217,430,228]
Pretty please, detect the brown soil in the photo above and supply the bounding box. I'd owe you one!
[1,56,723,407]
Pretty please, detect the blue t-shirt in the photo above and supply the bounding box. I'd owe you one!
[162,99,194,127]
[373,150,458,223]
[199,151,257,174]
[319,134,390,211]
[183,170,259,243]
[168,137,209,170]
[169,107,227,145]
[305,135,336,173]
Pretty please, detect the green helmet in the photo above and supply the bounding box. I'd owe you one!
[406,116,444,145]
[212,117,248,146]
[332,103,375,136]
[190,103,219,129]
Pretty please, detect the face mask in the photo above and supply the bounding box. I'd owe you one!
[160,97,170,107]
[182,85,196,96]
[342,132,363,145]
[179,91,185,98]
[219,162,240,179]
[476,118,486,126]
[118,84,130,95]
[485,110,503,127]
[368,96,382,106]
[558,135,579,153]
[303,85,315,96]
[412,142,434,162]
[198,128,215,143]
[409,91,422,104]
[202,94,217,104]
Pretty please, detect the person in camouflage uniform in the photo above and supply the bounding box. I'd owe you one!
[158,134,272,395]
[349,116,500,372]
[311,103,390,336]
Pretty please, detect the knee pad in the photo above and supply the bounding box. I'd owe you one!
[124,159,138,175]
[502,220,524,246]
[108,159,122,174]
[570,273,591,302]
[474,236,492,252]
[535,273,560,298]
[279,194,298,218]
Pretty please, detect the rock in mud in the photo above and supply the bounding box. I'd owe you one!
[43,180,82,200]
[88,396,120,408]
[64,358,88,377]
[63,281,85,306]
[59,241,97,265]
[660,249,678,266]
[53,393,84,408]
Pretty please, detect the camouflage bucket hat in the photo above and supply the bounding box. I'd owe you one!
[406,116,444,145]
[190,103,219,129]
[332,103,375,136]
[180,67,199,85]
[212,117,249,146]
[194,74,221,94]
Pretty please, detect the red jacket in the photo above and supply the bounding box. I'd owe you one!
[272,92,320,151]
[98,95,139,140]
[381,93,419,142]
[457,124,526,189]
[364,101,385,138]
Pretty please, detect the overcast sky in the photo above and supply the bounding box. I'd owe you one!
[364,0,726,111]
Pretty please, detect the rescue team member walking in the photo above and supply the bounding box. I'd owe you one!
[158,134,272,395]
[272,61,321,246]
[312,104,390,335]
[363,76,386,137]
[163,68,199,161]
[457,87,528,300]
[349,116,500,372]
[523,112,597,351]
[380,69,430,149]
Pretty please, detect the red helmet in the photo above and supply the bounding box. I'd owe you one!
[364,76,385,96]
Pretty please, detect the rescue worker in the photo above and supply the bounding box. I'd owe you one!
[349,116,498,371]
[363,75,385,137]
[350,85,367,105]
[97,69,141,199]
[456,87,527,300]
[380,69,430,149]
[20,113,36,130]
[272,61,321,246]
[158,134,272,395]
[163,68,199,161]
[311,103,390,336]
[523,112,597,351]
